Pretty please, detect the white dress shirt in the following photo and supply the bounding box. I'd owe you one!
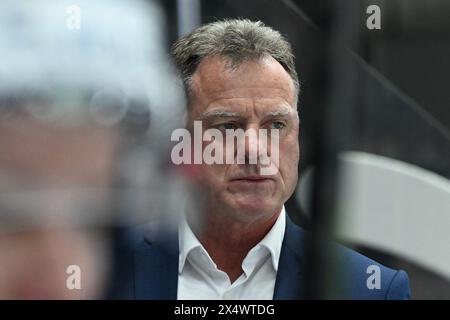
[177,207,286,300]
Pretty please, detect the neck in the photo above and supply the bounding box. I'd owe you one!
[190,207,281,282]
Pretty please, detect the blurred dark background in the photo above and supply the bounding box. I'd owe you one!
[158,0,450,299]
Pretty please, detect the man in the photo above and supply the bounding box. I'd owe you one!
[0,0,183,299]
[117,19,410,299]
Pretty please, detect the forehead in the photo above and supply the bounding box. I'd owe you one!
[190,55,297,114]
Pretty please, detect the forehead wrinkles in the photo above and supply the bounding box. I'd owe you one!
[193,71,294,101]
[205,87,293,102]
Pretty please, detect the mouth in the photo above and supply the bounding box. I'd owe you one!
[230,175,274,183]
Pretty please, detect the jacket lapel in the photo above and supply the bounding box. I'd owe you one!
[273,215,307,300]
[134,224,179,299]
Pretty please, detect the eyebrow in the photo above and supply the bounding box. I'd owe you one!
[200,110,239,120]
[266,107,295,117]
[199,107,296,120]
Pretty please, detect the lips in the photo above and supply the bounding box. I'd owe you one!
[231,175,273,183]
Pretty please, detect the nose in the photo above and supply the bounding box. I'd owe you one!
[237,125,270,165]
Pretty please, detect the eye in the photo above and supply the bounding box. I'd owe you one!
[270,121,286,130]
[217,122,238,131]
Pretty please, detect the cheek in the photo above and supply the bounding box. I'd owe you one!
[196,163,228,186]
[278,138,299,180]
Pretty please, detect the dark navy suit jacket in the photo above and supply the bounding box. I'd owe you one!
[109,215,411,300]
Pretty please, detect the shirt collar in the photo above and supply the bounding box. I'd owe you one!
[255,206,286,272]
[178,214,204,273]
[178,206,286,274]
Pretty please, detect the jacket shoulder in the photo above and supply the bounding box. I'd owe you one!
[285,219,411,299]
[336,244,411,299]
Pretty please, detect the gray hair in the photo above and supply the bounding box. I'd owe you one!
[171,19,299,106]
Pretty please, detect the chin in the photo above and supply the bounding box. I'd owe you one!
[231,195,278,218]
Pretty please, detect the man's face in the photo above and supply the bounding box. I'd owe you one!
[188,55,300,222]
[0,117,118,299]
